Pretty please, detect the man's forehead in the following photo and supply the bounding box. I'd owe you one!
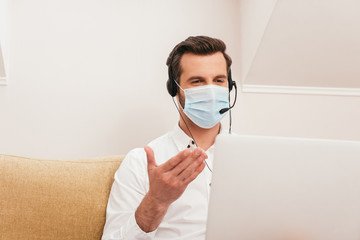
[180,51,225,62]
[179,52,227,72]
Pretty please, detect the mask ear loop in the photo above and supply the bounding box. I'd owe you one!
[173,80,185,97]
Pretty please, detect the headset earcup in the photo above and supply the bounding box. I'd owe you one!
[167,78,177,97]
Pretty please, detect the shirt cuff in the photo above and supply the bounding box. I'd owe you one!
[124,213,157,240]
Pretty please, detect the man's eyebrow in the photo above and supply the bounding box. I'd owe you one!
[214,75,227,79]
[187,76,204,81]
[187,75,227,82]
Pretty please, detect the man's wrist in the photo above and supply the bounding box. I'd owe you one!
[145,192,171,210]
[135,193,170,233]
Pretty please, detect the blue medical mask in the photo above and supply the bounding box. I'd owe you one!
[177,84,230,129]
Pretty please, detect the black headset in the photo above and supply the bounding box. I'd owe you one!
[166,52,236,97]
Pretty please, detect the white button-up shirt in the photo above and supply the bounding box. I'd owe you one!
[102,125,224,240]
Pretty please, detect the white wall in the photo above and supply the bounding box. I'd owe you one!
[236,92,360,141]
[1,0,359,159]
[237,0,360,141]
[0,0,9,83]
[0,0,241,159]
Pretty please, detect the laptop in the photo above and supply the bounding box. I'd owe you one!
[206,134,360,240]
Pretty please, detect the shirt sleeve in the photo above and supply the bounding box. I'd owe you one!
[102,148,157,240]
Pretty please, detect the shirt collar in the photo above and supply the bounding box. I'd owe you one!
[170,124,193,152]
[170,123,226,152]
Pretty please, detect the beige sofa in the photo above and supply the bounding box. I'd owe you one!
[0,154,124,240]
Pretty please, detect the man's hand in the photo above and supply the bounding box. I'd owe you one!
[145,146,207,206]
[135,146,207,232]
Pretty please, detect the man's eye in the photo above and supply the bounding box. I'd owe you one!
[192,80,201,84]
[215,79,225,83]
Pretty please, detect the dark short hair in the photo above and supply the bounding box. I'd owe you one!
[167,36,232,84]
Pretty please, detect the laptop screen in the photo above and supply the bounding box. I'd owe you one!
[207,134,360,240]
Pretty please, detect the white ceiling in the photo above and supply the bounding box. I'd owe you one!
[243,0,360,89]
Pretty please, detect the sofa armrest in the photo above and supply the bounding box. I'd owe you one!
[0,154,124,240]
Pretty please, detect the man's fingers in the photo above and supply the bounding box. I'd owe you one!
[144,146,157,171]
[161,149,191,171]
[171,148,207,176]
[177,150,207,180]
[183,161,206,185]
[147,147,207,186]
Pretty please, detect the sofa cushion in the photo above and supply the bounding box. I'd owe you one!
[0,154,124,240]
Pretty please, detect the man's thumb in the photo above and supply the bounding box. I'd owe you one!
[144,146,157,170]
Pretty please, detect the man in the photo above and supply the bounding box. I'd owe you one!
[102,36,235,240]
